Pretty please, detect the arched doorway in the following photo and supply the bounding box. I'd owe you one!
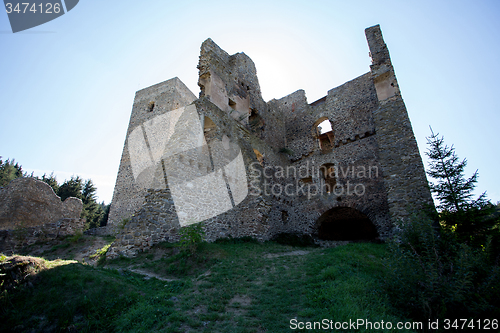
[316,207,378,241]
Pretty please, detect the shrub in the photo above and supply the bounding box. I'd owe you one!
[178,222,205,255]
[384,214,500,322]
[68,231,83,243]
[119,218,130,230]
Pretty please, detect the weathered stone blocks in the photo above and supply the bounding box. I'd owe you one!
[0,177,83,230]
[0,177,85,254]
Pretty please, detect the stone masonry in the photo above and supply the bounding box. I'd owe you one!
[106,25,433,258]
[0,177,85,254]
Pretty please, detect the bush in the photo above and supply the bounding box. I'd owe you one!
[384,214,500,322]
[68,231,83,243]
[178,222,205,255]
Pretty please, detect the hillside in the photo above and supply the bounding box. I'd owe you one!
[0,236,417,332]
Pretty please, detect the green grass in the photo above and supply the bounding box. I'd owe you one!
[1,241,416,332]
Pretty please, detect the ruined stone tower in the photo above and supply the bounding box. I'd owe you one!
[107,25,433,257]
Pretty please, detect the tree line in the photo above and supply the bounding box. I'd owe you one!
[0,157,109,229]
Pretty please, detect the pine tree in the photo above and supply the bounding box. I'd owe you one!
[0,157,25,187]
[426,128,497,244]
[40,173,59,194]
[57,176,84,201]
[81,179,101,228]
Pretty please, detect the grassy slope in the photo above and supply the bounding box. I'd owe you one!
[1,239,416,332]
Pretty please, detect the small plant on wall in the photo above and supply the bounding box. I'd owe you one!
[279,147,294,156]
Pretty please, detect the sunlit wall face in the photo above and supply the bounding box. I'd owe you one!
[127,105,248,226]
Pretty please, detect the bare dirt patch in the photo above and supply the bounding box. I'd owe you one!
[226,294,252,316]
[229,294,252,306]
[126,268,177,281]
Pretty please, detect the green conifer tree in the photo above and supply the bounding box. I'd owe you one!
[0,157,25,187]
[426,128,496,244]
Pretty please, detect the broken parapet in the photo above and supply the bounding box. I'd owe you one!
[0,177,83,230]
[0,177,85,254]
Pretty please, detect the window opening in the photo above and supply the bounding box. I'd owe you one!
[147,101,155,112]
[314,118,334,153]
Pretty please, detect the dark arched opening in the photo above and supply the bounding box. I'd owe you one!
[316,207,378,241]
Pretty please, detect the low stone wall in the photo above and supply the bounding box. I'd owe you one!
[0,218,86,254]
[0,177,83,230]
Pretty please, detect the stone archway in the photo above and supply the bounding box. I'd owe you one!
[315,207,378,241]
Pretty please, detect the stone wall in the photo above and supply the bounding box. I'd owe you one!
[0,218,86,254]
[0,177,83,230]
[107,189,178,258]
[365,25,434,220]
[0,177,85,254]
[107,77,198,232]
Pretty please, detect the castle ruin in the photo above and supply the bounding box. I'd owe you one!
[106,25,433,258]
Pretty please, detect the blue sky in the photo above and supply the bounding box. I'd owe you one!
[1,0,499,205]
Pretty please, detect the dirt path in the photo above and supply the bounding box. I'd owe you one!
[264,250,310,258]
[126,268,178,281]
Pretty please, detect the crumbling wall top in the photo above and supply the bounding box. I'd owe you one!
[0,177,83,230]
[365,24,391,67]
[197,38,267,124]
